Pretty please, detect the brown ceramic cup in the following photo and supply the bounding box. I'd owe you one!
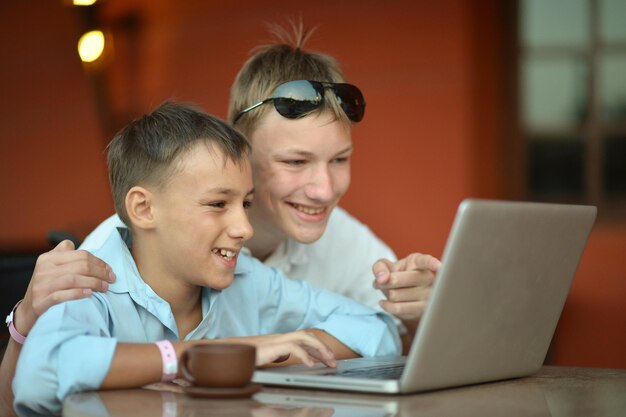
[180,344,256,388]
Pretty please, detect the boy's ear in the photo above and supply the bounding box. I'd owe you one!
[125,186,156,230]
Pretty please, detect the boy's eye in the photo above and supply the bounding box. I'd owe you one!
[207,201,226,209]
[243,200,253,209]
[333,157,349,164]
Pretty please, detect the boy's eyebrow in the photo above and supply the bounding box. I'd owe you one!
[204,187,255,196]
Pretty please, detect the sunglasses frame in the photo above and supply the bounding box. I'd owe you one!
[233,80,366,124]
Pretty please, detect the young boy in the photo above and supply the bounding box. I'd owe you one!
[12,102,400,416]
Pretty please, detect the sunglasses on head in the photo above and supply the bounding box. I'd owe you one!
[233,80,366,124]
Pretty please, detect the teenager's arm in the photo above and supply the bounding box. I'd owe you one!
[373,253,441,353]
[0,342,20,417]
[1,241,113,414]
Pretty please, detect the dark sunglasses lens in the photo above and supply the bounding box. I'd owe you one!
[273,98,320,119]
[332,84,366,122]
[272,80,323,118]
[273,80,321,101]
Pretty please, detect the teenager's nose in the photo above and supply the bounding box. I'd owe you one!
[304,164,334,202]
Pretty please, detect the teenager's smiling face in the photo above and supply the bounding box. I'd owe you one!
[151,142,254,290]
[248,111,352,244]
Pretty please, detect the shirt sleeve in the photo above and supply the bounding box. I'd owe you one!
[12,296,117,417]
[252,259,401,358]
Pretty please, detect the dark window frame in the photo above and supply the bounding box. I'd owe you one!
[510,0,626,220]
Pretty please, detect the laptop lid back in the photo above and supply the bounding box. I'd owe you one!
[401,199,596,392]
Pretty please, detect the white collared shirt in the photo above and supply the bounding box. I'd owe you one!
[255,207,398,312]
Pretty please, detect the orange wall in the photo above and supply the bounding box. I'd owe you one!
[0,1,113,249]
[1,0,624,368]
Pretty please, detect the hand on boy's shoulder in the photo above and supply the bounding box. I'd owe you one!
[372,253,441,321]
[15,240,116,336]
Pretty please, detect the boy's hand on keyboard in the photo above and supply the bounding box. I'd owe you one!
[226,331,337,368]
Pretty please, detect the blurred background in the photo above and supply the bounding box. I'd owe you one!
[1,0,624,367]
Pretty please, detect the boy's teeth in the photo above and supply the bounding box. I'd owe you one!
[221,249,234,258]
[212,248,235,260]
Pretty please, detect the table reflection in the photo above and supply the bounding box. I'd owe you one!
[63,380,548,417]
[62,367,626,417]
[64,389,338,417]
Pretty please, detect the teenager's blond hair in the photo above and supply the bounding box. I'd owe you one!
[228,21,351,137]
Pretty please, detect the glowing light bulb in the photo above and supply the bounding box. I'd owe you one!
[78,30,105,63]
[73,0,97,6]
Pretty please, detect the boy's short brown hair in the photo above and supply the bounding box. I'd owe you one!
[228,23,351,138]
[107,102,251,226]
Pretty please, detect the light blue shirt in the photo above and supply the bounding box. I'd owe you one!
[13,225,400,416]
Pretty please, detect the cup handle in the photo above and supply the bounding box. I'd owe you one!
[179,350,195,384]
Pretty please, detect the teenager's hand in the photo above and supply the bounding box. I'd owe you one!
[15,240,115,335]
[372,253,441,321]
[224,331,337,368]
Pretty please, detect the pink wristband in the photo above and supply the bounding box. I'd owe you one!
[5,300,27,345]
[155,340,177,382]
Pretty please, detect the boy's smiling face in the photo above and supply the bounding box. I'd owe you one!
[146,142,254,290]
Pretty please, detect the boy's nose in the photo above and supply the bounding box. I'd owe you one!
[229,209,254,241]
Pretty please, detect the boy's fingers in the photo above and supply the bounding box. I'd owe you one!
[253,331,337,368]
[303,336,336,368]
[302,345,337,368]
[290,331,336,367]
[272,354,291,363]
[287,345,317,367]
[257,343,314,367]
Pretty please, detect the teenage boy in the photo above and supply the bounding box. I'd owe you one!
[12,102,400,416]
[228,27,439,345]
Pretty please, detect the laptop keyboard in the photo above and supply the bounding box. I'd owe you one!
[324,364,405,380]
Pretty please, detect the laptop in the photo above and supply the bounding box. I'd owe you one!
[252,199,597,393]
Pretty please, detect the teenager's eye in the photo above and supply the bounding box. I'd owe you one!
[243,200,253,210]
[284,160,306,166]
[332,157,349,164]
[207,201,226,209]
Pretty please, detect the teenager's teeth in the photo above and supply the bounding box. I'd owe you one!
[293,204,324,215]
[211,248,235,260]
